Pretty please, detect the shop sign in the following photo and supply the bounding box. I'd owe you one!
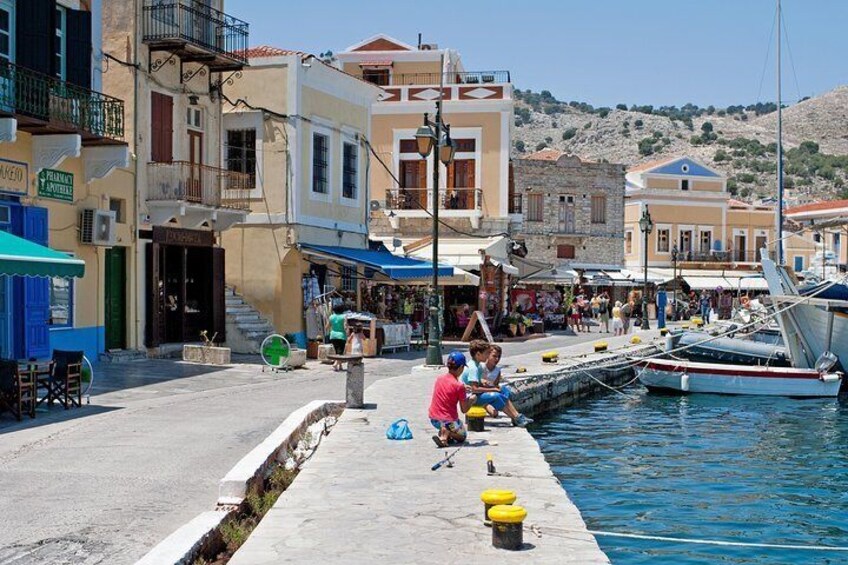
[0,158,28,196]
[38,168,74,202]
[152,226,215,247]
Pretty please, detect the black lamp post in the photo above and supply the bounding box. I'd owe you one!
[415,103,455,366]
[671,243,679,321]
[638,206,654,330]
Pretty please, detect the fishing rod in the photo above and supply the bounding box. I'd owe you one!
[431,445,464,471]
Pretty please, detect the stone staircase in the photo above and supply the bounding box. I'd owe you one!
[225,286,276,354]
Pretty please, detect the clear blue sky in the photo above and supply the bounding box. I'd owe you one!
[229,0,847,108]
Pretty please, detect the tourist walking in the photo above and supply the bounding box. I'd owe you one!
[699,291,712,324]
[621,299,633,334]
[599,293,610,333]
[327,303,347,372]
[612,301,623,336]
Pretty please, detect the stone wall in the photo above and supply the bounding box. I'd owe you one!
[514,154,625,266]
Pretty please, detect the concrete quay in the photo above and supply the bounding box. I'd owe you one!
[229,331,661,564]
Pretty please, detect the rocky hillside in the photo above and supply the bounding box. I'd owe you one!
[512,86,848,204]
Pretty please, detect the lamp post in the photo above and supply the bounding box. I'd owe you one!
[671,243,679,321]
[415,103,455,366]
[638,206,654,330]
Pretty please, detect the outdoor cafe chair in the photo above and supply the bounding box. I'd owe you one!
[0,359,36,421]
[48,350,84,409]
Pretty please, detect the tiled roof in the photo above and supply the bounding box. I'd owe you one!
[236,45,308,59]
[627,156,677,173]
[522,149,564,161]
[785,199,848,215]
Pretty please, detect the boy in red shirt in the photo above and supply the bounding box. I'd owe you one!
[429,351,477,448]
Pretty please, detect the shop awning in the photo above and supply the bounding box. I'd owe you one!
[0,230,85,278]
[584,269,639,287]
[520,267,578,285]
[404,236,518,274]
[301,244,453,280]
[682,276,731,291]
[382,267,480,287]
[490,258,519,276]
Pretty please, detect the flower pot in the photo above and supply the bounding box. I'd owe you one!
[508,324,517,337]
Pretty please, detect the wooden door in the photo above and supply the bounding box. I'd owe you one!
[400,160,427,209]
[448,160,475,209]
[188,130,203,202]
[105,247,126,350]
[22,206,50,359]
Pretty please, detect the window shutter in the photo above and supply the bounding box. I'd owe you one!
[151,92,173,162]
[66,8,92,88]
[16,0,56,75]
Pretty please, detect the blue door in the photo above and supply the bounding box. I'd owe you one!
[22,206,50,359]
[794,256,804,272]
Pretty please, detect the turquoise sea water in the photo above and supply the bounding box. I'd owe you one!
[531,388,848,565]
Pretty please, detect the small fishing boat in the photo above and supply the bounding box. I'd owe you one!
[638,358,842,397]
[672,331,790,367]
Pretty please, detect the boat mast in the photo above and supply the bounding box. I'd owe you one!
[776,0,784,265]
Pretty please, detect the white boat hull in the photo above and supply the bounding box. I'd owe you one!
[639,359,842,397]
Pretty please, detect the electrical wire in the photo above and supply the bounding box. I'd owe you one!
[780,9,804,105]
[755,3,778,105]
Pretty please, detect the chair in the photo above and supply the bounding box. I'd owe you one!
[49,350,84,409]
[0,359,36,421]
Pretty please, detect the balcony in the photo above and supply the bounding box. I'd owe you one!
[142,0,249,72]
[147,161,250,230]
[0,60,124,145]
[678,250,760,264]
[383,187,483,229]
[376,71,512,104]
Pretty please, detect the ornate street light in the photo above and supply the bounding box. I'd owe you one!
[416,106,455,365]
[638,206,654,330]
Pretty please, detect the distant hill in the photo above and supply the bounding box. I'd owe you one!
[512,86,848,204]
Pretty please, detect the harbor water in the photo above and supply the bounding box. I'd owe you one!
[532,387,848,564]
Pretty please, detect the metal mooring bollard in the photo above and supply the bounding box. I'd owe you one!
[465,405,488,432]
[480,490,517,525]
[330,354,365,408]
[488,505,527,550]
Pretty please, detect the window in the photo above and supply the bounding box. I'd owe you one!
[312,132,329,194]
[591,195,606,224]
[699,230,712,253]
[399,139,419,154]
[0,205,10,225]
[657,228,670,253]
[794,256,804,272]
[341,265,356,292]
[187,107,203,130]
[49,269,73,328]
[557,244,575,259]
[558,197,575,233]
[625,231,633,254]
[227,129,257,188]
[362,68,390,86]
[151,92,174,163]
[55,6,66,81]
[680,230,693,253]
[109,198,125,224]
[527,193,543,222]
[342,141,358,200]
[453,139,476,152]
[681,179,690,191]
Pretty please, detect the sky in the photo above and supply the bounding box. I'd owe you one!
[228,0,848,108]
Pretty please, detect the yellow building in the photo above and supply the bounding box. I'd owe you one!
[0,0,132,361]
[220,46,383,348]
[102,0,251,354]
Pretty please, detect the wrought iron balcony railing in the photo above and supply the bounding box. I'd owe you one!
[385,187,482,212]
[142,0,249,69]
[677,250,759,263]
[374,70,511,87]
[0,60,124,142]
[148,161,251,210]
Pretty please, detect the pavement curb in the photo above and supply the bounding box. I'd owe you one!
[134,399,344,565]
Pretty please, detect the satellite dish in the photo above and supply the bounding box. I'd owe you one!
[261,334,292,371]
[370,200,382,211]
[392,238,402,250]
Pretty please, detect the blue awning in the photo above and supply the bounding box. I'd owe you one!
[301,244,454,280]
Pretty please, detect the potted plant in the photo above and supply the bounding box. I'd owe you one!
[505,315,518,337]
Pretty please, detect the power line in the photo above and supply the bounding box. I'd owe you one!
[755,3,778,104]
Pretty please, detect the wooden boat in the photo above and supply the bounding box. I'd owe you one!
[638,358,842,398]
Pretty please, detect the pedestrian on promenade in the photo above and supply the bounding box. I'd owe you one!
[591,294,600,320]
[570,298,582,333]
[612,301,623,336]
[621,299,633,334]
[429,351,477,448]
[327,303,347,372]
[599,293,610,333]
[475,345,533,427]
[699,291,712,324]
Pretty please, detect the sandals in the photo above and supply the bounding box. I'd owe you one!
[432,435,448,448]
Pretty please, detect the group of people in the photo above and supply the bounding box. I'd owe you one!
[567,292,640,336]
[428,340,533,448]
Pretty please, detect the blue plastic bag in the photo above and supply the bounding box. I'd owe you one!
[386,418,413,440]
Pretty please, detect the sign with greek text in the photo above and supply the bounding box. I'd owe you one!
[38,169,74,202]
[0,158,28,195]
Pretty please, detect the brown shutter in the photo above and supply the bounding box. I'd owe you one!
[467,160,476,188]
[447,162,455,188]
[151,92,173,162]
[211,247,226,344]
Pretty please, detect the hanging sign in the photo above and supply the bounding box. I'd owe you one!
[0,158,28,196]
[38,169,74,202]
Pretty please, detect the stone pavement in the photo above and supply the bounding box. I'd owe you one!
[0,330,607,565]
[228,336,637,564]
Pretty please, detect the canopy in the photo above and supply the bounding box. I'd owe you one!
[403,236,517,274]
[583,269,640,287]
[381,266,480,287]
[0,230,85,278]
[520,267,578,285]
[301,244,453,280]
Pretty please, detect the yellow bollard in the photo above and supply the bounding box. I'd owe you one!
[594,341,608,352]
[542,351,558,363]
[488,504,527,550]
[466,405,488,432]
[480,490,517,525]
[630,335,642,344]
[660,328,669,336]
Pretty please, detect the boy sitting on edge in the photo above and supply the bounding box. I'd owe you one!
[429,351,477,448]
[466,343,532,427]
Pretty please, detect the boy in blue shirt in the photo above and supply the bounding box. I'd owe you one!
[462,341,532,427]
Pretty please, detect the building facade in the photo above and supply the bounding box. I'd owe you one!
[220,46,382,347]
[0,0,131,361]
[513,149,625,268]
[785,199,848,275]
[102,0,251,353]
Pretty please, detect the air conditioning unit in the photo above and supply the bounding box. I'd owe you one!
[420,43,438,50]
[79,209,116,246]
[370,199,382,211]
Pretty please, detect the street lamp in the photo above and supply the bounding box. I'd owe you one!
[671,243,679,321]
[638,206,654,330]
[416,106,455,365]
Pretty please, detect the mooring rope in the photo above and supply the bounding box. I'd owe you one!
[529,524,848,552]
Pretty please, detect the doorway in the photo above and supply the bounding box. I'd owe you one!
[399,159,426,209]
[734,234,748,262]
[105,247,126,350]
